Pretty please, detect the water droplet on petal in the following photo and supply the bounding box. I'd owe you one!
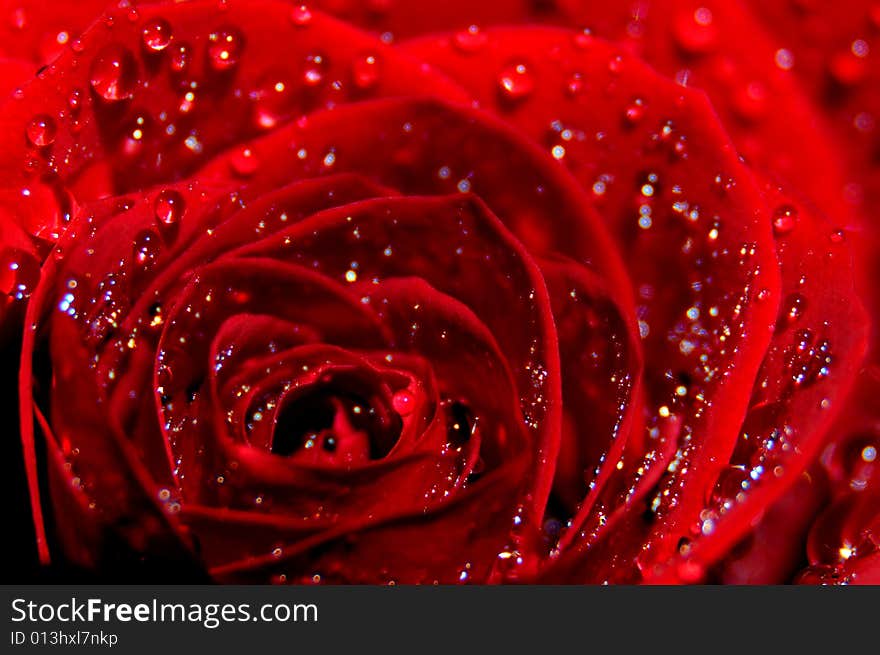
[565,72,584,97]
[709,465,750,507]
[26,114,57,147]
[674,7,717,54]
[132,229,160,268]
[453,25,487,53]
[781,292,807,326]
[624,98,645,125]
[392,390,414,417]
[229,146,259,177]
[154,189,185,238]
[303,53,327,86]
[798,564,848,585]
[290,5,313,26]
[0,248,40,300]
[252,75,294,129]
[572,29,593,49]
[828,429,880,491]
[784,328,831,389]
[170,42,191,73]
[772,204,798,236]
[712,173,736,194]
[352,53,380,90]
[142,18,172,52]
[497,62,533,101]
[207,27,243,71]
[67,88,83,114]
[89,44,138,102]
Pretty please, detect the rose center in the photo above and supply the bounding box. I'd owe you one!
[270,372,403,465]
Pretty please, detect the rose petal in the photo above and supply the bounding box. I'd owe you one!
[404,28,782,577]
[0,1,467,240]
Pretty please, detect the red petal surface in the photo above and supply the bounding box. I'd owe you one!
[404,28,785,579]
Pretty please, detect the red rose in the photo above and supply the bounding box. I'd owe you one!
[2,0,873,584]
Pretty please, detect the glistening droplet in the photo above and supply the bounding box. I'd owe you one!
[132,229,161,268]
[89,45,138,102]
[207,27,243,71]
[26,114,57,147]
[154,189,185,238]
[453,25,487,53]
[352,54,380,90]
[392,389,414,417]
[142,18,172,52]
[0,248,40,300]
[497,62,534,101]
[772,204,798,237]
[290,5,313,26]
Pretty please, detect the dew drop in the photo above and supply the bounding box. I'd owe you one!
[624,98,645,125]
[443,400,475,445]
[207,27,243,71]
[352,53,380,90]
[67,88,84,114]
[290,5,313,26]
[142,18,172,52]
[772,204,798,236]
[709,465,750,507]
[494,549,524,578]
[26,114,57,147]
[132,229,160,268]
[829,228,845,244]
[572,29,593,50]
[89,44,138,102]
[781,292,807,326]
[784,328,831,389]
[252,75,294,129]
[833,430,880,491]
[672,136,688,159]
[229,146,259,177]
[608,56,623,74]
[0,248,40,300]
[497,62,534,101]
[154,189,185,236]
[392,389,414,417]
[170,43,191,73]
[453,25,487,53]
[565,72,584,97]
[796,564,845,585]
[673,7,717,54]
[303,53,327,86]
[712,173,736,194]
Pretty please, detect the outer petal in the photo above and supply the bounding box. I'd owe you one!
[404,28,782,577]
[0,1,467,240]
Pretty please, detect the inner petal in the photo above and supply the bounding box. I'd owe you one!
[270,369,403,465]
